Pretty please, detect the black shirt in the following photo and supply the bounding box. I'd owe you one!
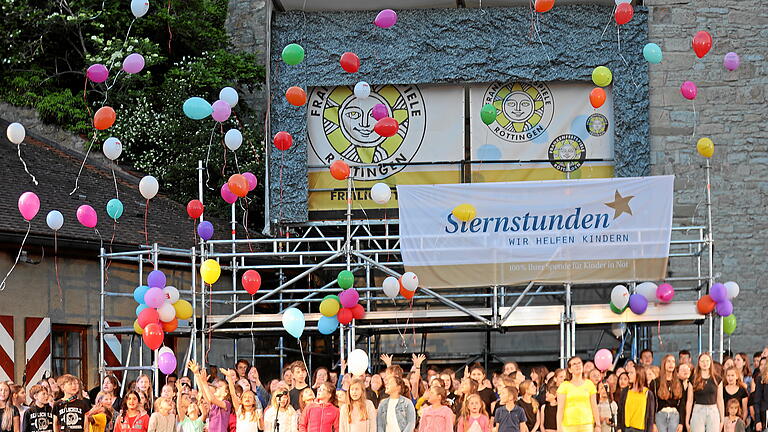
[478,388,498,419]
[652,378,684,411]
[693,378,719,405]
[0,405,19,432]
[723,386,748,405]
[288,385,308,411]
[543,400,558,430]
[23,404,54,432]
[518,399,538,431]
[53,399,91,432]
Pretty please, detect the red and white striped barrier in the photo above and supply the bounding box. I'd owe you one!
[103,321,122,379]
[0,315,14,382]
[24,317,51,392]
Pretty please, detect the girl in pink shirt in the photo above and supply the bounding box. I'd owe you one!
[299,382,339,432]
[418,386,455,432]
[457,394,491,432]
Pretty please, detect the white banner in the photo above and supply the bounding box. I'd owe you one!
[398,176,674,288]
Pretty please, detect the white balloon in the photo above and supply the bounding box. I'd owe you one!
[46,210,64,231]
[163,286,180,304]
[724,281,740,299]
[353,81,371,99]
[6,122,25,145]
[370,183,392,204]
[224,129,243,151]
[158,346,173,356]
[219,87,239,107]
[610,285,629,310]
[131,0,149,18]
[158,303,176,322]
[615,0,631,4]
[400,272,418,291]
[635,282,658,302]
[103,137,123,160]
[382,277,399,299]
[347,349,369,376]
[139,175,159,199]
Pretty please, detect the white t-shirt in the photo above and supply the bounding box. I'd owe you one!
[386,398,401,432]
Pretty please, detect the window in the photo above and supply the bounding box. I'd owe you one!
[52,324,88,380]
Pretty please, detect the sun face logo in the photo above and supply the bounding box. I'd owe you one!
[482,82,554,142]
[307,84,426,181]
[35,417,50,431]
[548,134,586,173]
[586,113,609,137]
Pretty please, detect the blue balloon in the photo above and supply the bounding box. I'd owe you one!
[106,198,124,220]
[317,315,339,335]
[183,97,213,120]
[136,304,148,317]
[133,285,150,304]
[643,43,663,64]
[281,307,305,339]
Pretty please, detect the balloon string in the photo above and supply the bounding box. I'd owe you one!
[298,338,309,378]
[70,131,97,195]
[692,100,697,139]
[657,320,664,347]
[166,0,173,54]
[83,76,93,120]
[601,5,617,40]
[278,150,285,226]
[144,199,149,245]
[95,227,103,251]
[0,222,31,291]
[17,142,38,185]
[112,168,120,199]
[204,124,217,191]
[105,219,117,286]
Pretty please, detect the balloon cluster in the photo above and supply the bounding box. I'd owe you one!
[316,270,365,335]
[381,271,419,301]
[609,282,675,315]
[697,281,739,335]
[183,87,239,123]
[220,172,258,204]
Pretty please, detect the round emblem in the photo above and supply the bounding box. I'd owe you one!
[548,134,586,173]
[482,82,554,142]
[586,113,609,137]
[307,84,426,181]
[65,412,78,426]
[35,417,50,431]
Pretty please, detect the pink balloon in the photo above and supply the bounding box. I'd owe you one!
[594,348,613,371]
[723,52,740,72]
[123,53,145,74]
[339,288,360,309]
[158,351,177,374]
[211,100,231,122]
[372,104,388,121]
[87,64,109,83]
[144,287,165,308]
[243,172,258,191]
[220,183,237,204]
[656,283,675,303]
[76,205,98,228]
[374,9,398,28]
[18,192,41,221]
[680,81,697,100]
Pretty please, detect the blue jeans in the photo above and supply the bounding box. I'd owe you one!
[657,410,681,432]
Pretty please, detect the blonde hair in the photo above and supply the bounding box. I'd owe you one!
[519,380,539,414]
[236,391,260,422]
[460,393,488,425]
[725,367,746,389]
[346,379,370,423]
[0,382,15,431]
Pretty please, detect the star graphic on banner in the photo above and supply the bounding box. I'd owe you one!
[604,190,635,220]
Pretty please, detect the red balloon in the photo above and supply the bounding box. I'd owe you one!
[138,308,160,328]
[330,160,350,180]
[351,304,365,320]
[187,199,204,219]
[228,174,249,198]
[534,0,554,13]
[692,31,712,58]
[696,295,716,315]
[142,323,164,350]
[589,88,606,109]
[340,52,360,73]
[337,308,353,325]
[161,318,178,333]
[400,284,415,300]
[274,131,292,151]
[242,270,261,295]
[614,3,633,25]
[374,117,399,138]
[93,106,116,130]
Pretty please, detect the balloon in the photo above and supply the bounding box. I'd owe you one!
[372,104,388,121]
[103,137,123,160]
[200,259,221,285]
[139,175,159,199]
[716,300,733,317]
[354,81,371,99]
[161,318,178,333]
[6,122,25,144]
[592,66,613,87]
[330,160,350,180]
[173,299,193,320]
[18,192,40,221]
[93,106,116,130]
[76,205,98,228]
[147,270,166,288]
[370,183,391,204]
[144,287,165,308]
[374,9,397,28]
[211,100,231,122]
[724,281,739,299]
[133,320,144,335]
[142,323,164,350]
[636,282,658,302]
[130,0,149,18]
[610,303,626,314]
[643,43,663,64]
[610,285,630,310]
[123,53,145,74]
[243,172,258,191]
[133,285,150,304]
[187,199,204,219]
[594,348,613,372]
[680,81,697,100]
[722,314,737,335]
[589,88,606,109]
[340,52,360,73]
[374,117,399,137]
[285,86,307,106]
[628,294,648,314]
[137,307,160,328]
[692,31,712,58]
[400,284,415,300]
[710,283,727,303]
[46,210,64,231]
[615,0,631,3]
[697,295,716,315]
[319,297,341,317]
[106,198,124,220]
[281,43,305,65]
[197,220,214,241]
[337,307,353,325]
[224,129,243,151]
[382,277,399,299]
[158,303,176,322]
[242,270,261,295]
[163,286,180,304]
[400,272,419,292]
[282,307,305,339]
[351,304,365,320]
[480,103,497,125]
[723,52,740,71]
[220,184,237,204]
[534,0,554,13]
[273,131,292,151]
[219,87,239,107]
[348,349,369,376]
[656,283,675,303]
[614,3,633,25]
[87,64,109,83]
[136,304,147,317]
[697,138,714,158]
[337,270,354,289]
[339,289,360,309]
[318,315,339,335]
[228,174,249,197]
[452,204,476,222]
[183,97,213,120]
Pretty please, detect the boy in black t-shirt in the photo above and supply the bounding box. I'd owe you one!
[288,361,309,410]
[24,385,54,432]
[53,375,91,432]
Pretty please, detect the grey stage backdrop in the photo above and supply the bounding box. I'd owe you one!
[268,5,649,224]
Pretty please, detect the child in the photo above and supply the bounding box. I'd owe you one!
[723,399,745,432]
[1,381,21,432]
[376,376,416,432]
[225,369,263,432]
[289,363,310,411]
[596,384,617,432]
[190,361,231,432]
[114,391,149,432]
[85,393,115,432]
[539,381,558,432]
[298,388,315,413]
[457,393,491,432]
[518,381,540,432]
[23,385,54,432]
[493,386,527,432]
[54,375,91,432]
[263,386,298,432]
[152,386,175,413]
[176,381,207,432]
[418,386,455,432]
[339,379,375,432]
[298,382,339,432]
[147,398,175,432]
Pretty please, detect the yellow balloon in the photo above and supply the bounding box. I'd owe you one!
[452,204,477,222]
[697,137,714,158]
[592,66,613,87]
[173,299,193,320]
[200,259,221,284]
[133,319,144,335]
[319,298,341,317]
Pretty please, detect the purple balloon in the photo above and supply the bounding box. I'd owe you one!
[220,183,238,204]
[158,351,177,374]
[680,81,697,100]
[710,283,727,303]
[243,172,258,191]
[372,104,388,121]
[374,9,398,28]
[716,299,733,317]
[123,53,145,74]
[147,270,166,289]
[87,64,109,83]
[197,220,214,241]
[144,287,165,308]
[339,288,360,309]
[723,52,740,71]
[629,294,648,315]
[211,100,231,122]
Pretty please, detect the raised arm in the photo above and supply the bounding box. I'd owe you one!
[176,381,187,422]
[223,369,241,411]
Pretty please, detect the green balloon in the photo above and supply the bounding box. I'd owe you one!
[723,314,737,335]
[106,198,124,220]
[610,302,626,314]
[480,103,497,125]
[337,270,354,289]
[281,43,305,65]
[323,294,341,306]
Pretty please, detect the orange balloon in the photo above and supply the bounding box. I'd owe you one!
[400,284,415,300]
[535,0,554,12]
[285,86,307,106]
[228,174,249,197]
[330,160,350,180]
[93,106,116,130]
[161,318,178,333]
[697,295,716,315]
[589,88,607,109]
